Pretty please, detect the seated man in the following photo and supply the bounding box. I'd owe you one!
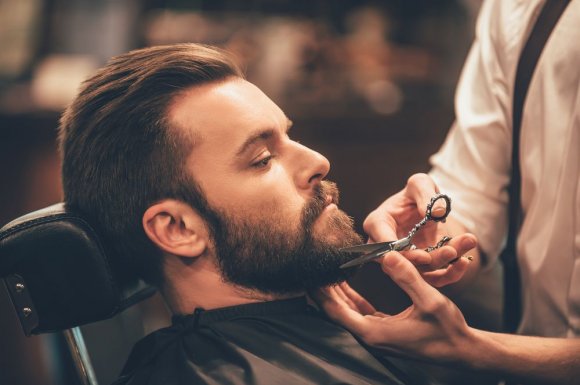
[58,43,472,385]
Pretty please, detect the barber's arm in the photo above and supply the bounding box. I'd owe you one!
[314,253,580,385]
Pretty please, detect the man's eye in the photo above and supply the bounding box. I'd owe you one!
[252,155,273,168]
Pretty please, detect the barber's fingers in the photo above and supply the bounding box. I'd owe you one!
[315,286,371,315]
[331,285,358,311]
[409,234,477,269]
[400,246,457,271]
[332,284,375,315]
[401,248,454,270]
[338,282,376,315]
[363,205,398,243]
[445,233,477,257]
[422,257,471,287]
[381,251,442,309]
[312,287,371,336]
[404,173,445,217]
[398,249,433,266]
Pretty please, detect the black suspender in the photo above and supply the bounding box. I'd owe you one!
[501,0,571,333]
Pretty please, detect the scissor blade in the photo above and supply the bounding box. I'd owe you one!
[340,247,393,269]
[339,241,394,254]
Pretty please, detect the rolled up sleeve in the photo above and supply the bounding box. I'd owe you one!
[429,0,513,268]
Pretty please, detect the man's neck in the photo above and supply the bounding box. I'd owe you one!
[162,255,302,315]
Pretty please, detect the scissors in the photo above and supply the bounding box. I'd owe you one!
[340,193,452,269]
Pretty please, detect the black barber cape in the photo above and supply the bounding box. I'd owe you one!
[113,297,417,385]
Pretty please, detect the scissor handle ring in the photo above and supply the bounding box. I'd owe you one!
[425,193,452,222]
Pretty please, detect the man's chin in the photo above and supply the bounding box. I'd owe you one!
[310,206,336,235]
[220,242,360,296]
[312,209,363,249]
[213,199,363,297]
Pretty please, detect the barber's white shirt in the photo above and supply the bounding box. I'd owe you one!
[430,0,580,337]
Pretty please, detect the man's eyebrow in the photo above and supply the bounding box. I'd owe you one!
[235,118,293,158]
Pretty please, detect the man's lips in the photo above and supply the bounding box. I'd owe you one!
[324,195,333,207]
[321,195,338,217]
[303,181,340,227]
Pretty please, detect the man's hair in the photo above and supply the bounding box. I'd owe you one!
[59,43,243,287]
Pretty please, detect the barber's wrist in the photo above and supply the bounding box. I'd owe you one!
[459,328,507,373]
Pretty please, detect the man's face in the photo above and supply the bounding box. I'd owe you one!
[169,77,362,294]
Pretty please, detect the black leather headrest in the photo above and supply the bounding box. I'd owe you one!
[0,204,156,335]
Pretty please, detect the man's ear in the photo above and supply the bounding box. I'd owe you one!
[142,200,208,258]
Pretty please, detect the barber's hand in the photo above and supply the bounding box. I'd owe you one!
[314,252,474,362]
[364,173,477,287]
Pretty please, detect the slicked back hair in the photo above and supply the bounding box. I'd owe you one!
[59,44,243,287]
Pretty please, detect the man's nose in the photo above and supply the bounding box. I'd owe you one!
[292,142,330,190]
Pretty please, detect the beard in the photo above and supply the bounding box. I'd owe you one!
[205,181,363,295]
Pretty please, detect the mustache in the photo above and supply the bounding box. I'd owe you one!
[302,180,340,229]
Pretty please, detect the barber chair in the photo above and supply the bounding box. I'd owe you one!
[0,204,157,385]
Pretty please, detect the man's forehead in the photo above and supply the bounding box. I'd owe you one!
[168,78,287,145]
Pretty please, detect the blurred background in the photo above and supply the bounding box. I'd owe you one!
[0,1,494,384]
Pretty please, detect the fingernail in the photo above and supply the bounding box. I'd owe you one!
[461,237,476,250]
[383,253,399,270]
[432,206,446,217]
